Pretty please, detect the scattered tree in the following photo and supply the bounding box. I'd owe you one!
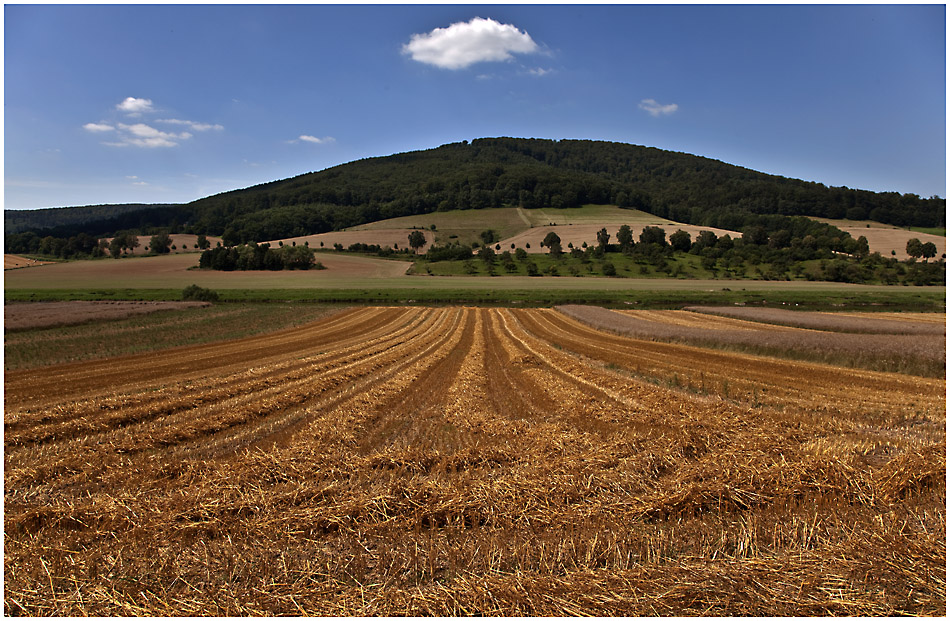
[408,230,427,253]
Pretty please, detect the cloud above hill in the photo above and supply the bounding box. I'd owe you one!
[403,17,539,70]
[639,99,679,117]
[82,98,223,148]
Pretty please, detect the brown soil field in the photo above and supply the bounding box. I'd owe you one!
[498,223,739,253]
[3,252,411,290]
[4,301,211,331]
[4,254,54,270]
[559,305,945,377]
[813,218,946,259]
[265,229,435,254]
[4,307,944,615]
[102,234,224,256]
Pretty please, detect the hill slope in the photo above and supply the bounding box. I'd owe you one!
[5,138,944,243]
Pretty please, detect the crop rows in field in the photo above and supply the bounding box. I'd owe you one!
[4,307,945,616]
[559,304,945,377]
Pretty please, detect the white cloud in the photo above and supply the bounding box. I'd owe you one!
[639,98,679,117]
[84,101,222,148]
[101,123,191,148]
[403,17,539,70]
[528,67,553,77]
[83,122,115,132]
[291,135,335,144]
[157,118,224,131]
[116,97,154,115]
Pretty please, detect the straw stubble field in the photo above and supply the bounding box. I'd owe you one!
[4,306,945,615]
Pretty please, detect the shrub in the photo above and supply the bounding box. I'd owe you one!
[182,284,219,302]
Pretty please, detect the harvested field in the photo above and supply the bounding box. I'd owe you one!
[615,309,802,332]
[4,254,55,270]
[4,307,945,615]
[686,305,946,335]
[836,311,947,325]
[813,218,946,259]
[102,234,224,256]
[266,229,434,254]
[4,301,210,331]
[559,305,945,377]
[4,303,341,371]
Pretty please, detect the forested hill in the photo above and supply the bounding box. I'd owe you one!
[6,138,945,242]
[4,203,174,235]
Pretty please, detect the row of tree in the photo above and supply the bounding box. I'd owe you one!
[3,230,214,259]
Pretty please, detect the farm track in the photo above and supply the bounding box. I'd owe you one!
[5,307,945,616]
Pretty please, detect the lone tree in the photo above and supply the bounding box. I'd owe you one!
[543,231,563,256]
[616,224,633,251]
[669,229,692,252]
[906,238,924,260]
[408,230,427,253]
[639,226,667,246]
[596,227,610,251]
[150,233,173,254]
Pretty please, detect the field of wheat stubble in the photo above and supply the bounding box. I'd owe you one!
[4,306,945,615]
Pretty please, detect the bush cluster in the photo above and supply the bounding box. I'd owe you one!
[198,243,318,271]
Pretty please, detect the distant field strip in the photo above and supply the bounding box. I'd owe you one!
[558,305,945,376]
[685,305,946,335]
[3,303,342,371]
[5,307,944,615]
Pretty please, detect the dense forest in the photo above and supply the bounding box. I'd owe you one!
[6,137,945,251]
[4,203,173,234]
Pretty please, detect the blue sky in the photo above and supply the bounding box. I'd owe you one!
[4,3,946,210]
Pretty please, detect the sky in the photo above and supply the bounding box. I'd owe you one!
[4,3,946,211]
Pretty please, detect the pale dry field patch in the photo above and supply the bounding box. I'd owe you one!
[102,234,223,256]
[813,218,946,259]
[266,229,434,254]
[4,254,55,269]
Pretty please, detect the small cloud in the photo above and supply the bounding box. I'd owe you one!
[639,98,679,117]
[157,118,224,131]
[126,175,138,179]
[101,123,191,148]
[83,122,115,132]
[116,97,154,115]
[85,101,221,148]
[528,67,553,77]
[132,181,149,186]
[290,135,336,144]
[403,17,539,70]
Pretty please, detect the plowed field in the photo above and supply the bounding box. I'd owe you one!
[5,307,945,616]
